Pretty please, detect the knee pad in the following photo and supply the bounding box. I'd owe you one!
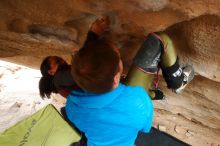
[161,58,184,89]
[133,33,164,73]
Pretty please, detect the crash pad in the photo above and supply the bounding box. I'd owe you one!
[0,104,81,146]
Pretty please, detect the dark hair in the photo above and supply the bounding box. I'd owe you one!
[39,76,58,98]
[71,38,120,93]
[39,56,69,98]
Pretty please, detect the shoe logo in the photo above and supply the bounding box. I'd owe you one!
[173,68,182,77]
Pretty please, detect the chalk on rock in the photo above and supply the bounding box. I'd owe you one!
[185,130,194,137]
[158,124,167,132]
[174,125,186,134]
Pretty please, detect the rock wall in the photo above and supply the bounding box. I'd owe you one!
[0,0,219,145]
[154,75,220,146]
[167,15,220,82]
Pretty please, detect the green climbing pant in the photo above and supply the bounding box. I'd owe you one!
[126,32,177,99]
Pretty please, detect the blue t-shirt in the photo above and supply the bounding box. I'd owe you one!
[66,83,153,146]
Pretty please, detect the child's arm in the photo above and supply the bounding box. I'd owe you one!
[84,16,110,45]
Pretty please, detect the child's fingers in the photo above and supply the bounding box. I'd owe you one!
[101,16,110,25]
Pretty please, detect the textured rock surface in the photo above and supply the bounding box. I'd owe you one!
[154,75,220,145]
[0,0,219,145]
[167,15,220,82]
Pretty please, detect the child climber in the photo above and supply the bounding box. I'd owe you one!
[126,32,194,100]
[39,17,110,98]
[39,56,76,98]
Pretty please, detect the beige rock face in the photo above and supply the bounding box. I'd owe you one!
[154,75,220,145]
[167,15,220,82]
[0,0,219,145]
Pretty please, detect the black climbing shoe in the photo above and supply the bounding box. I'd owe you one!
[151,89,165,100]
[173,65,194,94]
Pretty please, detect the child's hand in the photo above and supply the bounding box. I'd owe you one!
[90,16,110,36]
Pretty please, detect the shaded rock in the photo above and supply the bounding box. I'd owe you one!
[29,24,78,42]
[9,18,30,33]
[0,31,78,58]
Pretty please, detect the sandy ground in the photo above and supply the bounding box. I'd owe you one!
[0,60,65,133]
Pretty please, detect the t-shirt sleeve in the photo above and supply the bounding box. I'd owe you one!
[138,87,154,133]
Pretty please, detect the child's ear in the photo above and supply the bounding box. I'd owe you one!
[113,72,121,86]
[47,69,54,76]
